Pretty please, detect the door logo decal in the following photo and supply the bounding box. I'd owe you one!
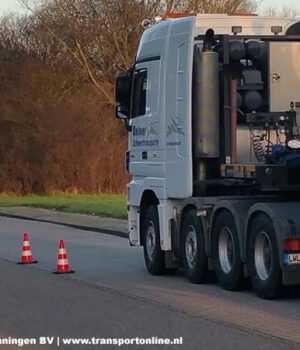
[167,116,185,137]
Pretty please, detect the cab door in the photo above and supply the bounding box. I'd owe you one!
[129,58,164,180]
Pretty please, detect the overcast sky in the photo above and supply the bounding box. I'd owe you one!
[261,0,300,13]
[0,0,24,15]
[0,0,300,15]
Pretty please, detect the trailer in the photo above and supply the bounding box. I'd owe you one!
[115,13,300,299]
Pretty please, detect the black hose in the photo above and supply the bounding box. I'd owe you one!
[250,128,266,162]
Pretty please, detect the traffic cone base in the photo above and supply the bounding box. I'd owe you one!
[18,232,38,265]
[53,269,74,274]
[53,240,74,274]
[18,260,38,265]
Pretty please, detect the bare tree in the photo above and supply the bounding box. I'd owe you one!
[18,0,258,106]
[0,0,262,194]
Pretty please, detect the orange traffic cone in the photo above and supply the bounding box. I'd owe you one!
[53,240,74,274]
[18,232,38,264]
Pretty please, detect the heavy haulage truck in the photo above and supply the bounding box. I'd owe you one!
[115,13,300,299]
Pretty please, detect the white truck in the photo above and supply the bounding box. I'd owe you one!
[115,13,300,299]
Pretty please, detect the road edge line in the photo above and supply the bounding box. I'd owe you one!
[0,213,128,239]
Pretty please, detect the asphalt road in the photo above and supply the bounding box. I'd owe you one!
[0,217,299,349]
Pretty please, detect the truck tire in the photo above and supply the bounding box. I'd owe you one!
[182,209,208,283]
[247,214,282,299]
[213,211,244,291]
[142,205,165,275]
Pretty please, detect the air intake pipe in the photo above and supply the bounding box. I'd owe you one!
[202,28,215,52]
[192,45,220,160]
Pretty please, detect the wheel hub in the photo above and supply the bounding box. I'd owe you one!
[145,221,156,261]
[185,226,198,269]
[218,227,234,274]
[254,231,272,281]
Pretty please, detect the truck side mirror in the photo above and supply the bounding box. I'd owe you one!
[115,105,129,120]
[115,105,132,131]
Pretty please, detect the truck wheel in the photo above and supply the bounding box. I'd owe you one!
[213,211,244,291]
[247,214,282,299]
[142,205,165,275]
[182,209,208,283]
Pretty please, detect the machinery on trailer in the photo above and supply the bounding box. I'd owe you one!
[115,13,300,299]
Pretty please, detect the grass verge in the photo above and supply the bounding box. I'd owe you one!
[0,195,127,219]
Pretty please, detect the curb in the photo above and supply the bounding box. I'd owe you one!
[0,213,128,239]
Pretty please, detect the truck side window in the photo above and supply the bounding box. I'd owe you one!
[131,69,147,118]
